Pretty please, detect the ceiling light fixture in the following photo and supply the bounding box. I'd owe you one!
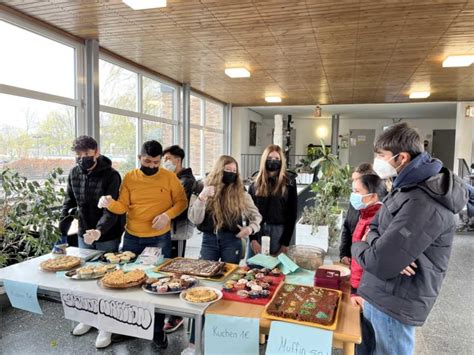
[265,96,282,103]
[442,55,474,68]
[224,68,250,78]
[122,0,167,10]
[409,91,430,99]
[314,105,322,117]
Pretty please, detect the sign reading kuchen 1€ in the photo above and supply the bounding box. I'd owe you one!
[205,314,259,355]
[60,290,154,340]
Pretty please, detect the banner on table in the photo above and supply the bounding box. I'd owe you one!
[4,280,43,314]
[60,290,154,340]
[266,321,332,355]
[204,314,259,355]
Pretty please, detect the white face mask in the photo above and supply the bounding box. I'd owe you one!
[373,154,399,179]
[162,160,176,173]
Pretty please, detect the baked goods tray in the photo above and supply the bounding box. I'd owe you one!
[98,278,146,289]
[261,283,343,331]
[222,274,285,306]
[154,258,238,281]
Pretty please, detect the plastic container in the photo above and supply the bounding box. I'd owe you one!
[286,245,326,271]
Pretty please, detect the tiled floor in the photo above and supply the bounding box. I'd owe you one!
[1,233,473,355]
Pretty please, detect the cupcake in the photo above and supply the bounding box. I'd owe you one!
[236,269,247,276]
[260,290,270,298]
[255,273,265,280]
[234,283,246,291]
[248,290,260,299]
[230,273,241,281]
[245,273,255,281]
[241,266,250,272]
[157,284,169,293]
[259,282,270,290]
[223,282,234,292]
[168,281,182,292]
[237,278,248,285]
[270,267,282,276]
[262,276,273,284]
[236,290,249,298]
[151,282,160,292]
[260,268,270,275]
[251,284,263,292]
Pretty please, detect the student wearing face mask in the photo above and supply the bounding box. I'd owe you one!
[247,144,297,257]
[57,136,124,348]
[161,145,196,334]
[188,155,262,264]
[98,140,187,349]
[352,123,470,355]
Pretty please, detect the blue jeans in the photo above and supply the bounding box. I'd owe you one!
[122,231,172,258]
[122,231,172,337]
[200,231,242,264]
[78,236,121,252]
[363,301,415,355]
[247,224,284,258]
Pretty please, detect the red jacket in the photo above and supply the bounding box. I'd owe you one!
[350,203,382,292]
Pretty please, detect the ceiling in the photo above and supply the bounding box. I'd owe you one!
[2,0,474,106]
[250,102,457,119]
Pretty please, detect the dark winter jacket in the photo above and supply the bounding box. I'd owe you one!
[339,205,359,259]
[173,167,196,224]
[247,171,298,246]
[59,155,124,242]
[352,153,469,326]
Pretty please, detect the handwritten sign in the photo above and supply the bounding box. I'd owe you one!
[60,290,155,340]
[4,280,43,314]
[205,314,259,355]
[266,321,332,355]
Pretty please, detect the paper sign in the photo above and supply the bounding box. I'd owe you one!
[357,135,366,142]
[350,138,357,147]
[285,268,315,286]
[61,290,99,328]
[277,254,299,275]
[205,314,259,355]
[266,321,332,355]
[60,290,155,340]
[247,254,280,269]
[4,280,43,314]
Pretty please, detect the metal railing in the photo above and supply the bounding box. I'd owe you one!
[240,154,314,184]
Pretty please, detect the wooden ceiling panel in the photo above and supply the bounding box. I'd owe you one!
[2,0,474,105]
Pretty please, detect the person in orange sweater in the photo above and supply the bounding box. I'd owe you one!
[98,140,187,348]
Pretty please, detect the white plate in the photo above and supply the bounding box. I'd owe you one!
[319,264,351,278]
[179,287,223,306]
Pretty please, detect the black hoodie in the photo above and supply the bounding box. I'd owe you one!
[352,163,469,326]
[59,155,124,242]
[174,167,196,224]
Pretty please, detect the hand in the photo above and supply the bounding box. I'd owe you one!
[350,295,365,310]
[341,256,351,265]
[361,230,369,242]
[199,185,215,201]
[400,262,417,276]
[152,213,170,230]
[251,240,261,254]
[236,225,252,239]
[98,195,113,208]
[84,229,101,245]
[278,245,289,255]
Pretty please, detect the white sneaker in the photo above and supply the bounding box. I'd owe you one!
[72,323,92,336]
[95,330,112,349]
[181,345,195,355]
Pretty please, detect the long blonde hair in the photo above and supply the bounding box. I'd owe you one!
[254,144,288,197]
[205,155,249,230]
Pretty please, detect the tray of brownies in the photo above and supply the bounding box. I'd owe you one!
[154,257,238,281]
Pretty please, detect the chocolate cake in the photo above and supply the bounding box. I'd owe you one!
[266,283,340,326]
[159,258,226,277]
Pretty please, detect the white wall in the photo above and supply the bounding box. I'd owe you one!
[231,107,265,165]
[259,116,456,165]
[453,102,474,174]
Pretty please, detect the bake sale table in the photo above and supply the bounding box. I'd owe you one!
[0,251,221,355]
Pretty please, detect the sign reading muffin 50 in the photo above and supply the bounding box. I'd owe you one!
[60,290,155,340]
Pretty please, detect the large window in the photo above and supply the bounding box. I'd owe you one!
[99,57,178,175]
[0,18,82,180]
[189,94,224,177]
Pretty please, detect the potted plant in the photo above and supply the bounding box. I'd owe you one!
[0,168,66,267]
[296,141,351,250]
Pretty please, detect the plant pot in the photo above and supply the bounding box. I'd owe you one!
[295,217,329,252]
[296,173,314,185]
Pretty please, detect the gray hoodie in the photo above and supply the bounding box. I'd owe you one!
[352,167,469,326]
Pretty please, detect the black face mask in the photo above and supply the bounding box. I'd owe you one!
[77,156,96,171]
[222,171,238,185]
[140,165,159,176]
[265,159,281,172]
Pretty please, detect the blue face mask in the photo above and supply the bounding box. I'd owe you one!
[350,193,371,210]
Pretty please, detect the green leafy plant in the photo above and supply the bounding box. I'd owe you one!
[0,168,66,267]
[301,141,352,246]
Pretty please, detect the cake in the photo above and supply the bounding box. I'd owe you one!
[40,256,81,271]
[101,269,146,288]
[266,284,340,326]
[158,258,226,277]
[184,288,218,303]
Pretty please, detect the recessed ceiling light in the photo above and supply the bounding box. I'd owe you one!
[409,91,430,99]
[224,68,251,78]
[265,96,282,103]
[442,55,474,68]
[122,0,167,10]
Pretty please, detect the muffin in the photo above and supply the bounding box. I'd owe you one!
[236,290,249,298]
[108,256,120,264]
